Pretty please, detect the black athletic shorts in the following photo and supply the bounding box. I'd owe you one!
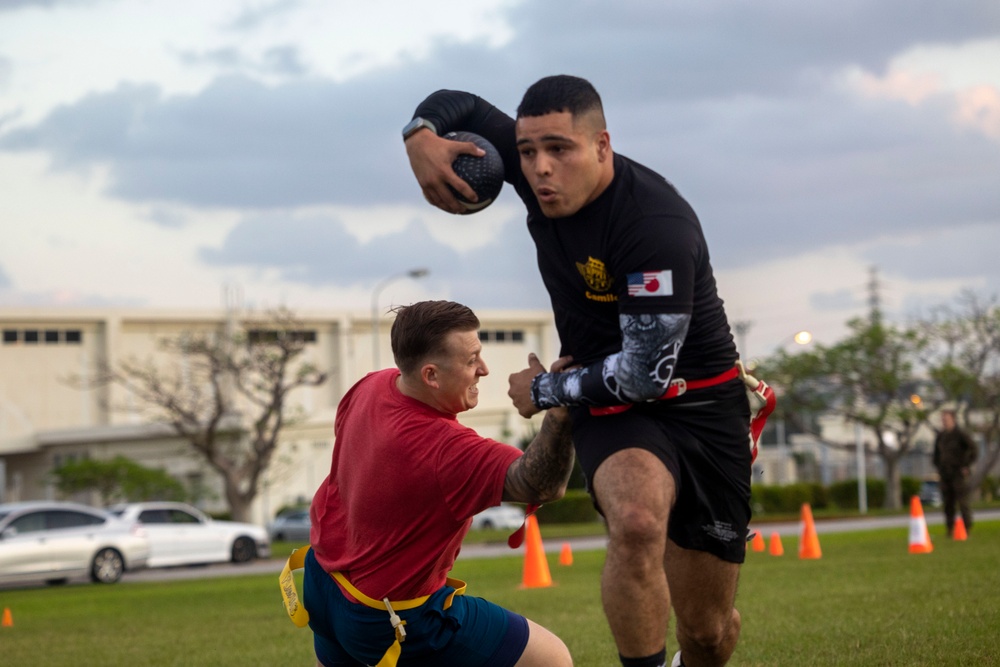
[570,378,752,563]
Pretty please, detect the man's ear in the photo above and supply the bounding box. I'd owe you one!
[420,363,440,389]
[596,129,611,162]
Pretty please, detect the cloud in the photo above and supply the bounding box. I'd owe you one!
[0,56,11,91]
[863,223,1000,288]
[224,0,302,31]
[954,85,1000,138]
[1,0,998,295]
[0,264,10,288]
[810,288,864,312]
[177,45,309,77]
[0,0,91,10]
[145,206,189,229]
[198,209,548,308]
[0,75,421,207]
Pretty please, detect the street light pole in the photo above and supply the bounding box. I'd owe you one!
[371,268,429,370]
[772,329,812,482]
[733,320,752,364]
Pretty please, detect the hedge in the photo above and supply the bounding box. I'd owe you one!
[535,489,601,524]
[751,476,929,515]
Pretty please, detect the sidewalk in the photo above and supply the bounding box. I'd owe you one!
[460,506,1000,559]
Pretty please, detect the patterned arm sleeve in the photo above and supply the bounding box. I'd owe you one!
[531,312,691,408]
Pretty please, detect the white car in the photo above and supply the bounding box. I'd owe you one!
[471,504,526,530]
[0,501,149,586]
[107,502,270,567]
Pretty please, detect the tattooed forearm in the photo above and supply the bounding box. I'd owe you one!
[531,312,691,408]
[613,312,689,400]
[502,409,575,504]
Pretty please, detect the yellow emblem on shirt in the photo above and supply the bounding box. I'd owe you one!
[576,256,617,303]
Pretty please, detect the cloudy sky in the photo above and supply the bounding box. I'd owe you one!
[1,0,998,360]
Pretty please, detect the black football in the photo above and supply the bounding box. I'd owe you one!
[444,131,505,214]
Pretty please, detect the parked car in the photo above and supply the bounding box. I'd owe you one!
[0,501,149,586]
[107,502,270,567]
[471,504,526,530]
[919,479,942,508]
[268,509,311,543]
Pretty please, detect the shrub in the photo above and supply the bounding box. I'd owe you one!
[536,489,600,524]
[980,475,999,501]
[751,482,826,514]
[900,476,922,506]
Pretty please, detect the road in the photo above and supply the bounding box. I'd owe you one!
[119,507,1000,585]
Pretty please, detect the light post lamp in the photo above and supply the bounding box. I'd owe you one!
[789,330,812,346]
[371,268,429,370]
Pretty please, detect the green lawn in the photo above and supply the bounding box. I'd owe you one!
[1,522,997,666]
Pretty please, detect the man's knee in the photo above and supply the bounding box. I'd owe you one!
[607,501,668,549]
[677,607,740,652]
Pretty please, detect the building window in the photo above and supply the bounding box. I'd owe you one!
[478,329,525,344]
[1,329,85,345]
[247,329,318,345]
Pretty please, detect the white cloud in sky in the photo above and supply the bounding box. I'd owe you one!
[844,38,1000,137]
[0,0,998,354]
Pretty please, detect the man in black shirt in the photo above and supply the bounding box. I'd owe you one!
[933,409,978,536]
[404,75,751,667]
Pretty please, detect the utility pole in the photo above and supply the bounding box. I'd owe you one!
[867,265,882,325]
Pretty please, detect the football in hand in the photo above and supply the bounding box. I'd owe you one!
[444,131,504,214]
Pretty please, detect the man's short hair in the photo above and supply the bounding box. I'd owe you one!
[517,74,605,127]
[390,300,480,375]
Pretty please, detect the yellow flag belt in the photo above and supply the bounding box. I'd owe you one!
[279,546,467,667]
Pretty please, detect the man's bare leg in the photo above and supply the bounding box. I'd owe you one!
[514,619,574,667]
[664,541,741,667]
[592,448,674,659]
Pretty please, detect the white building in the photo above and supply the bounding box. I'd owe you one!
[0,306,558,526]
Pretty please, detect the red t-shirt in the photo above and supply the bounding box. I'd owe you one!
[310,369,523,600]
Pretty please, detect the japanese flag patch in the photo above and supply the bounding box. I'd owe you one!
[627,270,673,297]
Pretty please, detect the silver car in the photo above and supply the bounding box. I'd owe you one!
[107,501,270,567]
[267,509,311,543]
[0,501,150,586]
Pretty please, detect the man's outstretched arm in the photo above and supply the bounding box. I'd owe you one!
[509,312,691,418]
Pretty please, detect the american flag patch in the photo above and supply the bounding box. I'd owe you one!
[627,270,673,297]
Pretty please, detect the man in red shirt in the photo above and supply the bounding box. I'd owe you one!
[305,300,575,666]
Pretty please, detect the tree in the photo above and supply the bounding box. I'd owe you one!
[51,455,187,505]
[761,316,928,509]
[77,308,327,521]
[826,317,929,509]
[922,291,1000,495]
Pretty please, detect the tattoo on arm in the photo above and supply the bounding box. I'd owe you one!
[531,313,691,408]
[503,410,575,504]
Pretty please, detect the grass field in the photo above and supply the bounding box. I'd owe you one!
[1,521,997,666]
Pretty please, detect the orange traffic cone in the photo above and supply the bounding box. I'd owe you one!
[953,517,968,541]
[559,542,573,566]
[799,503,822,559]
[768,532,784,556]
[908,495,934,554]
[521,515,553,588]
[750,531,766,552]
[1,607,12,627]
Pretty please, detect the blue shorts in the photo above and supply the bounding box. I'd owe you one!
[303,548,529,667]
